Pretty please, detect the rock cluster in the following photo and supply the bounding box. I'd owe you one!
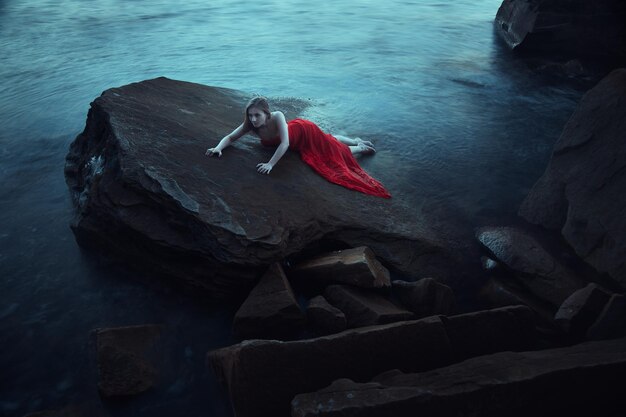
[208,305,536,417]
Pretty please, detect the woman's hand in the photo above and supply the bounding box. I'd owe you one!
[206,147,222,157]
[256,162,273,174]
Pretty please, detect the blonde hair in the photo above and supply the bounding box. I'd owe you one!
[243,96,272,132]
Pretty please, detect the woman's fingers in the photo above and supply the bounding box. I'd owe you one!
[256,163,271,174]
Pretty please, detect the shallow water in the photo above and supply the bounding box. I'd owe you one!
[0,0,583,415]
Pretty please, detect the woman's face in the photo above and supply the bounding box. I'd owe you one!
[248,106,268,128]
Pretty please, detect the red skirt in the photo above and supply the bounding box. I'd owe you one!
[261,118,391,198]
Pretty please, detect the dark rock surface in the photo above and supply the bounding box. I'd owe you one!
[95,324,162,398]
[324,285,414,328]
[480,277,557,326]
[291,337,626,417]
[495,0,626,65]
[554,283,611,338]
[65,77,454,299]
[207,306,536,417]
[291,246,391,289]
[519,69,626,290]
[587,294,626,340]
[441,305,536,361]
[208,316,451,417]
[232,262,305,339]
[392,278,455,318]
[477,226,585,306]
[306,295,347,335]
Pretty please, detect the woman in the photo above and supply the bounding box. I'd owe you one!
[205,97,391,198]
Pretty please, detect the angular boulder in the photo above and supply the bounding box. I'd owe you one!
[476,226,585,306]
[291,246,391,289]
[232,262,305,340]
[392,278,455,318]
[324,284,414,328]
[292,337,626,417]
[554,283,611,338]
[519,69,626,290]
[95,324,162,398]
[480,277,557,326]
[306,295,347,335]
[64,77,451,299]
[587,294,626,340]
[495,0,626,63]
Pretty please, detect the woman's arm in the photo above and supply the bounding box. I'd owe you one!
[206,123,250,157]
[257,112,289,174]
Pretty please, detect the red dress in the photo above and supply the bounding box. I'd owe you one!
[260,118,391,198]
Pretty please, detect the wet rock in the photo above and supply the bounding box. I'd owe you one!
[519,69,626,291]
[587,294,626,340]
[477,226,585,306]
[555,283,611,338]
[64,77,452,299]
[291,337,626,417]
[306,295,347,335]
[208,316,451,417]
[442,305,536,361]
[324,285,414,328]
[481,256,499,270]
[291,246,390,289]
[232,262,305,340]
[495,0,626,64]
[95,324,162,398]
[392,278,455,318]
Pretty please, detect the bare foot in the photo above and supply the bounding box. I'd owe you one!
[355,137,375,148]
[357,142,376,155]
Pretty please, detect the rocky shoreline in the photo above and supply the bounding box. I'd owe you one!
[49,2,626,416]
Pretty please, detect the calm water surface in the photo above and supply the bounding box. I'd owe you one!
[1,0,583,415]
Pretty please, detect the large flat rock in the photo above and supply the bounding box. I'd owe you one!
[292,337,626,417]
[65,77,452,298]
[519,69,626,290]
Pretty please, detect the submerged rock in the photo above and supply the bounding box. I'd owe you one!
[519,69,626,290]
[94,324,162,398]
[65,77,453,299]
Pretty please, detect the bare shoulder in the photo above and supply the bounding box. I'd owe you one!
[272,110,286,121]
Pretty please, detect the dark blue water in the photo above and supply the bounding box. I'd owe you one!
[0,1,583,416]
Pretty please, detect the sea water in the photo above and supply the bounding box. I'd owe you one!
[0,0,583,415]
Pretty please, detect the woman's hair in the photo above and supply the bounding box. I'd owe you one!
[243,96,272,132]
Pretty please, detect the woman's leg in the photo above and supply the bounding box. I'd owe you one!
[335,135,376,155]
